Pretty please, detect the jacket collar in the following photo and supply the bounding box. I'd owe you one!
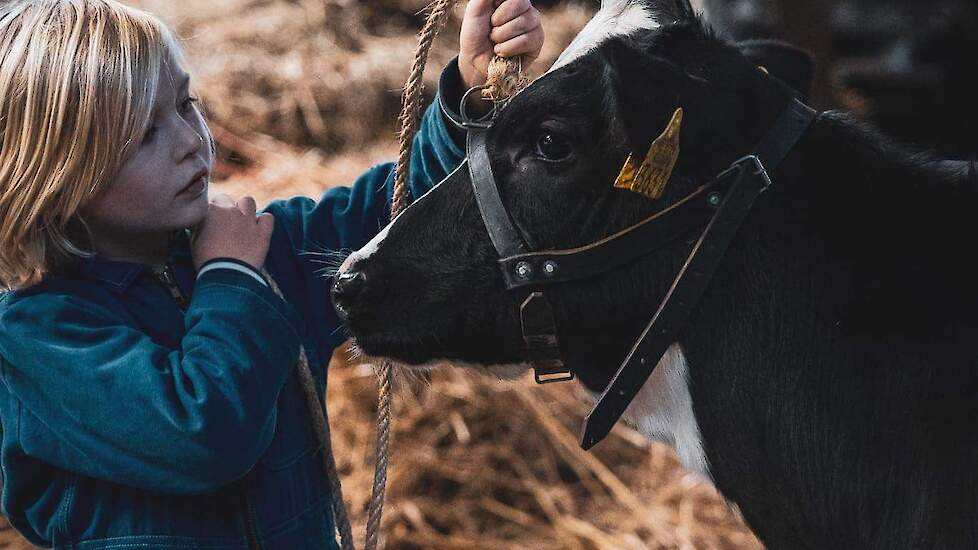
[72,230,194,293]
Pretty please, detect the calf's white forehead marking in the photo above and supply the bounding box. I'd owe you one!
[550,0,659,72]
[620,343,711,479]
[341,221,390,273]
[340,161,466,273]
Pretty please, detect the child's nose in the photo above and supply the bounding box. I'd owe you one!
[175,122,205,161]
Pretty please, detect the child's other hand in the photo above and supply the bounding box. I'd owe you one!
[192,194,275,272]
[459,0,544,90]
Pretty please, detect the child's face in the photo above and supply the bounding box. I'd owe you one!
[82,60,213,241]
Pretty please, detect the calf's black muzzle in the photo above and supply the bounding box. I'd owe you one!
[331,270,367,321]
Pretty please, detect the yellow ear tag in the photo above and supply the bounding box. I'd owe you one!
[613,107,684,200]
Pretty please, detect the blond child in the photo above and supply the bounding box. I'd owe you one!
[0,0,544,548]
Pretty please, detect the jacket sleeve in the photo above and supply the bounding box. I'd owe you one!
[261,59,468,351]
[0,269,303,494]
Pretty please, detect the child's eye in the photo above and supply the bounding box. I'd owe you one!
[180,96,199,114]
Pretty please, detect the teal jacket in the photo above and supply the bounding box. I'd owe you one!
[0,61,468,549]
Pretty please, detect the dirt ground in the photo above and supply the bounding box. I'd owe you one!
[2,1,761,548]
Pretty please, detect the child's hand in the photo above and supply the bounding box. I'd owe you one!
[459,0,545,90]
[192,194,275,272]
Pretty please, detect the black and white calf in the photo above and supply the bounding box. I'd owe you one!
[333,0,978,547]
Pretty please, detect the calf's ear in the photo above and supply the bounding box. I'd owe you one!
[737,39,815,98]
[606,39,713,191]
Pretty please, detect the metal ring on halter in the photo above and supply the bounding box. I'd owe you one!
[459,85,496,129]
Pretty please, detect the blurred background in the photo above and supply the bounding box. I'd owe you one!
[2,0,974,548]
[701,0,977,157]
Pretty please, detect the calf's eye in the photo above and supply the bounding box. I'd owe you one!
[535,133,574,162]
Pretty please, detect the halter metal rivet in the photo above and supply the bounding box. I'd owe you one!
[543,260,558,277]
[707,192,722,207]
[516,261,533,279]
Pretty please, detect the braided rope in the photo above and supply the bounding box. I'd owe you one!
[393,0,459,217]
[363,360,392,550]
[394,1,530,215]
[252,7,529,550]
[274,3,530,550]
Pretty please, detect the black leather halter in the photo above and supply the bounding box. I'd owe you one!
[462,95,817,449]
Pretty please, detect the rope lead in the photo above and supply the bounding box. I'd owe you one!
[319,2,532,549]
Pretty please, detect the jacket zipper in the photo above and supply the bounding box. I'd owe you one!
[154,263,261,548]
[152,263,189,311]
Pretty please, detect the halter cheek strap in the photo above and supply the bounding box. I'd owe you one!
[467,129,529,259]
[467,128,572,384]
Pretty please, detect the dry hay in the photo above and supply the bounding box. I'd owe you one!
[134,0,445,154]
[132,0,447,154]
[327,354,761,550]
[0,1,764,548]
[128,0,593,155]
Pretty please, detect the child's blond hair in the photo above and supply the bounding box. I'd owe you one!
[0,0,184,290]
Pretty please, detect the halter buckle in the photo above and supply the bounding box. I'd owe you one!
[520,292,574,384]
[741,155,773,189]
[713,155,773,191]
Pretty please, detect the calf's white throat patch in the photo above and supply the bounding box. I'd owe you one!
[619,343,710,478]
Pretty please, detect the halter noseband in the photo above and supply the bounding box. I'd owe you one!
[461,93,817,449]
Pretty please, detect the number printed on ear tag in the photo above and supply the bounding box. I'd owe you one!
[614,107,684,200]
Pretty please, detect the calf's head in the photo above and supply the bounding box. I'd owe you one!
[333,0,810,391]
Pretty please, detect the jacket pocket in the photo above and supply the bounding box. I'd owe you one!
[59,475,246,548]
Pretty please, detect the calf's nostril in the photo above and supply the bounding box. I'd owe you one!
[331,270,368,306]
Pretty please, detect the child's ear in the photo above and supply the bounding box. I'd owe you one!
[737,39,815,98]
